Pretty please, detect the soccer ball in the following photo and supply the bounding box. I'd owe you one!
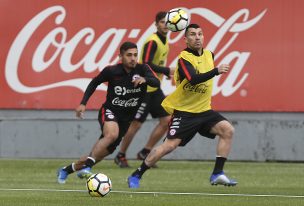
[165,8,189,32]
[86,173,112,197]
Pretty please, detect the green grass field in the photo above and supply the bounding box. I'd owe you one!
[0,159,303,206]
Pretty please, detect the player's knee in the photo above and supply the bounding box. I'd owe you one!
[104,133,118,143]
[169,144,177,152]
[224,124,235,139]
[164,143,178,153]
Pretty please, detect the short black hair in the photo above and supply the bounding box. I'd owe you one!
[155,11,167,23]
[119,41,137,54]
[185,23,201,36]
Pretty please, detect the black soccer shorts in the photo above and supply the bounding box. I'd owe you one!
[97,106,131,153]
[166,110,227,146]
[133,88,169,122]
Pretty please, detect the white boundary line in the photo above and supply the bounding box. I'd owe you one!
[0,188,303,198]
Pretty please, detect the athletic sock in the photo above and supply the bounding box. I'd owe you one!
[117,152,126,158]
[84,157,96,168]
[131,161,150,178]
[140,148,151,155]
[212,156,227,174]
[63,163,75,174]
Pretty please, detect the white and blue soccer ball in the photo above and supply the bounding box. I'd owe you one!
[165,8,189,32]
[86,173,112,197]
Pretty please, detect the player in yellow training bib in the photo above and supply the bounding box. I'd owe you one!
[128,24,237,188]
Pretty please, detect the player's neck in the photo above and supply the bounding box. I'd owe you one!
[157,31,166,37]
[197,49,203,55]
[123,66,132,73]
[187,46,203,55]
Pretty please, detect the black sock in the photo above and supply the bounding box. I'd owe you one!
[141,148,151,155]
[83,157,96,169]
[131,161,150,178]
[63,164,74,174]
[117,152,125,157]
[212,156,227,174]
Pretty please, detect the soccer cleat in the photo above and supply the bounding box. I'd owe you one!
[114,155,130,168]
[210,172,237,186]
[128,175,141,188]
[77,167,93,179]
[57,168,68,184]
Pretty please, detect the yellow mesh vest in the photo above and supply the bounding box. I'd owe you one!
[161,49,214,114]
[139,34,169,92]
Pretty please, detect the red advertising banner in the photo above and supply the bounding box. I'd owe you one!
[0,0,303,111]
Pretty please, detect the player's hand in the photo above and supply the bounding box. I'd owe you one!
[132,77,146,87]
[169,67,175,75]
[165,68,175,80]
[75,104,86,119]
[165,74,172,80]
[217,64,230,74]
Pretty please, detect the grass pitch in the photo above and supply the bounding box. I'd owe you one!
[0,159,303,206]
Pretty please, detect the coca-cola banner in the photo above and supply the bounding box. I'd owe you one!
[1,0,303,111]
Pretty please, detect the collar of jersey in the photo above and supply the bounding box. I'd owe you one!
[184,47,204,57]
[156,31,167,45]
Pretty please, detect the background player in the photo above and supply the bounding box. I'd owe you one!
[114,11,173,168]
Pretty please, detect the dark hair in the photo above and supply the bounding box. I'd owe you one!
[185,23,201,36]
[155,11,167,23]
[119,41,137,54]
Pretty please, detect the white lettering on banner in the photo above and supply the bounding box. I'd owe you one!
[162,7,267,96]
[112,97,139,107]
[5,5,267,97]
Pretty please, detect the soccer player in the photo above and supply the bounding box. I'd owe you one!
[57,41,160,184]
[114,11,173,168]
[127,24,237,188]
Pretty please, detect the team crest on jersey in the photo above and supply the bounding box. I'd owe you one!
[132,74,141,81]
[169,129,176,136]
[107,114,114,119]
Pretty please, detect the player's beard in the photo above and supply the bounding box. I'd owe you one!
[126,61,137,70]
[192,41,202,51]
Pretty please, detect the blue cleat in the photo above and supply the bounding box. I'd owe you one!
[128,175,141,188]
[210,171,237,186]
[57,168,68,184]
[77,167,93,179]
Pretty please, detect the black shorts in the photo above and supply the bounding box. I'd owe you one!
[98,106,131,151]
[166,110,227,146]
[133,88,169,122]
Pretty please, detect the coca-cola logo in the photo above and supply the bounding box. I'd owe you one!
[183,82,208,94]
[5,5,267,97]
[112,97,139,107]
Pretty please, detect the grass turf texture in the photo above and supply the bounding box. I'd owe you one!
[0,159,303,206]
